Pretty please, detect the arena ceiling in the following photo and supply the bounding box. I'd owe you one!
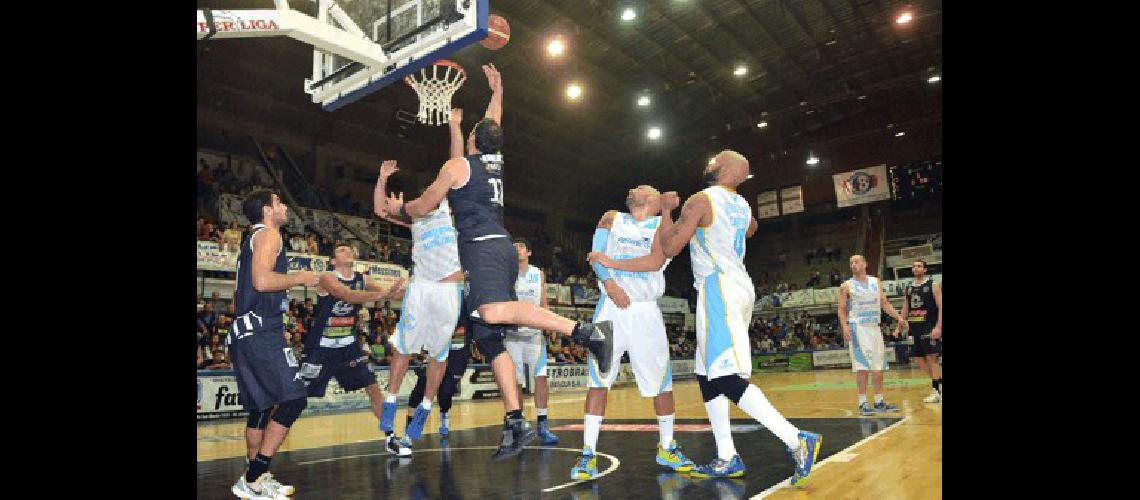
[197,0,942,223]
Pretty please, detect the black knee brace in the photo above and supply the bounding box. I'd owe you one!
[271,397,308,428]
[246,409,270,430]
[711,375,749,404]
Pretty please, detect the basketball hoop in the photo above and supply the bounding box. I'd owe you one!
[404,60,466,126]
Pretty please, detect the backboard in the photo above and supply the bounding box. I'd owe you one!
[305,0,487,111]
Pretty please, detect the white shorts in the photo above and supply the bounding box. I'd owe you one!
[504,332,549,384]
[586,298,672,397]
[848,322,889,372]
[392,278,463,362]
[695,272,755,379]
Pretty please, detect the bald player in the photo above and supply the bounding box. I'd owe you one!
[654,151,820,485]
[571,185,696,480]
[838,254,907,415]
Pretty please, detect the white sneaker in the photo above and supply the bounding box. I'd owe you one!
[260,472,294,496]
[923,390,941,403]
[387,434,412,457]
[232,474,289,499]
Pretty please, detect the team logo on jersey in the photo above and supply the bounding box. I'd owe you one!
[644,218,659,229]
[312,259,327,272]
[843,172,878,195]
[331,301,354,316]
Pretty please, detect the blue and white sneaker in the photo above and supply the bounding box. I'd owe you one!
[405,405,430,440]
[537,420,559,444]
[570,446,599,480]
[385,434,412,457]
[689,455,745,478]
[439,413,450,436]
[873,401,899,413]
[858,402,875,416]
[655,440,695,472]
[790,431,822,487]
[379,401,398,433]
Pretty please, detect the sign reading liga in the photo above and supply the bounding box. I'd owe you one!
[834,165,891,207]
[779,185,804,214]
[757,190,780,219]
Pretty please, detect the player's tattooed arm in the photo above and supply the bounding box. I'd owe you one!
[658,192,710,258]
[880,289,907,337]
[252,229,318,291]
[837,283,851,341]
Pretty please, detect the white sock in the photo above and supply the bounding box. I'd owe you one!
[385,394,397,404]
[657,414,675,449]
[874,394,884,404]
[420,400,432,411]
[704,395,737,461]
[857,394,868,405]
[536,408,548,417]
[583,414,604,451]
[737,385,800,450]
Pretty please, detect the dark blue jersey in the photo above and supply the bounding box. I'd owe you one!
[233,224,289,332]
[306,271,366,350]
[447,153,509,242]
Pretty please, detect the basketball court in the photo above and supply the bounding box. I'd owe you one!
[197,0,942,497]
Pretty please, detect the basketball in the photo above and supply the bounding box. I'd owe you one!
[480,15,510,50]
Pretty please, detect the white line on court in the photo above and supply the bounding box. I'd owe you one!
[296,444,622,492]
[750,415,912,499]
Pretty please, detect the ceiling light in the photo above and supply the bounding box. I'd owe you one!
[621,8,637,21]
[756,121,768,128]
[896,12,913,24]
[566,83,582,100]
[734,65,747,76]
[546,39,564,56]
[857,95,867,100]
[806,155,820,165]
[637,95,651,107]
[927,75,940,83]
[647,127,662,140]
[895,131,906,137]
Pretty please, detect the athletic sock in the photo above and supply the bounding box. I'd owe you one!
[857,394,868,405]
[583,414,604,450]
[506,409,524,421]
[874,394,885,404]
[245,453,271,483]
[537,407,548,423]
[737,385,800,450]
[657,414,675,449]
[704,395,737,461]
[385,394,397,404]
[933,379,941,393]
[420,400,432,411]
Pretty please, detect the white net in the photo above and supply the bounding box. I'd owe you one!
[405,61,466,126]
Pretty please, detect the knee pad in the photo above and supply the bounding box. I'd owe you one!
[246,409,270,430]
[711,375,749,404]
[697,375,720,402]
[271,397,308,428]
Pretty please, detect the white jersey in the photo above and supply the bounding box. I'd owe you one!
[689,185,753,289]
[845,276,882,325]
[598,212,667,302]
[513,264,544,335]
[410,198,461,282]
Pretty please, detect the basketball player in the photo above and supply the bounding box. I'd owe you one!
[900,260,942,403]
[406,320,472,442]
[653,151,821,484]
[372,158,464,454]
[300,244,407,453]
[837,254,907,415]
[568,185,695,479]
[505,237,559,444]
[229,190,320,499]
[381,63,614,459]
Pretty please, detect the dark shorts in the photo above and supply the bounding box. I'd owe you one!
[458,237,517,361]
[909,326,941,357]
[229,321,308,412]
[300,344,377,398]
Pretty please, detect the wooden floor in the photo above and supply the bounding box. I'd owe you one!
[198,367,941,499]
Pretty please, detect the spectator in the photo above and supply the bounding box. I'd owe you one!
[806,271,821,289]
[829,268,842,287]
[199,348,232,370]
[222,222,242,253]
[760,337,774,352]
[210,291,226,313]
[197,220,213,241]
[197,344,205,367]
[306,234,320,255]
[290,233,305,253]
[197,303,217,336]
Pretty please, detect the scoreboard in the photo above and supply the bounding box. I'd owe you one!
[890,158,942,200]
